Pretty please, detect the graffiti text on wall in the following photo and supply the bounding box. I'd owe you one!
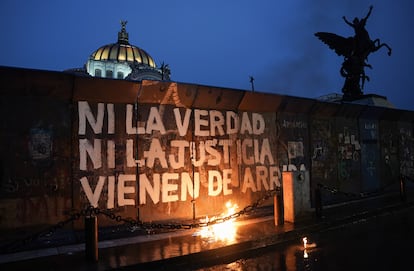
[77,101,279,208]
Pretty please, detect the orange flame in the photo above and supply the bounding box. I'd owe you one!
[196,201,238,242]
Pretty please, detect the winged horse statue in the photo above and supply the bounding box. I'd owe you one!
[315,6,392,100]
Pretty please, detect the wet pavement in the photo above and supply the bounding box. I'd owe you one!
[0,190,412,270]
[193,201,414,271]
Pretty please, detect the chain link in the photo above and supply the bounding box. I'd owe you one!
[1,212,81,254]
[1,188,280,254]
[97,187,280,230]
[317,181,400,198]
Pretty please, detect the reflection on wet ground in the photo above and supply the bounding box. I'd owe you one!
[102,216,278,268]
[0,215,286,270]
[1,199,412,271]
[193,207,414,271]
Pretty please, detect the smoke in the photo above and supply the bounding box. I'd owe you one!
[258,0,371,98]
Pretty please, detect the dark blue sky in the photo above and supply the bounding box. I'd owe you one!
[1,0,413,110]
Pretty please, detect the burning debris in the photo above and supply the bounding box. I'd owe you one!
[193,201,239,242]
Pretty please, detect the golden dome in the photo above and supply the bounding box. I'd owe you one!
[89,21,156,68]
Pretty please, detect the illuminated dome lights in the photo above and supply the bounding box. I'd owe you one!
[90,21,156,68]
[86,21,169,81]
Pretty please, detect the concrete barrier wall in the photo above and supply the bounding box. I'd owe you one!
[0,68,74,229]
[73,80,280,223]
[0,66,413,230]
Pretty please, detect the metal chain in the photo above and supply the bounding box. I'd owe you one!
[317,181,399,198]
[196,187,280,228]
[1,212,82,253]
[1,188,280,254]
[96,187,280,230]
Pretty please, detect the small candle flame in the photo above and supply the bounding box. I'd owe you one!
[303,237,307,249]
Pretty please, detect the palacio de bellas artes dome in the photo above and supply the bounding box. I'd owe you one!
[67,20,171,81]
